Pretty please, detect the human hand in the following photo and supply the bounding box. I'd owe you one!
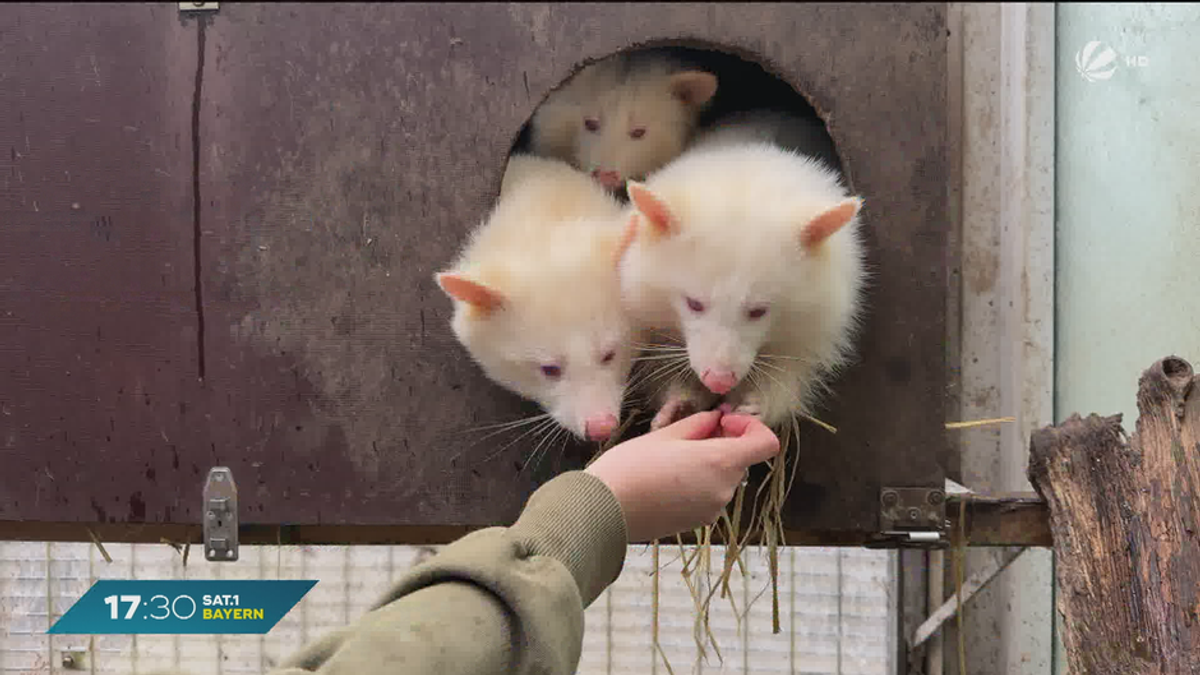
[584,410,781,543]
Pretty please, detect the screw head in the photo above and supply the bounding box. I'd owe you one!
[927,490,945,506]
[881,490,899,507]
[907,507,921,521]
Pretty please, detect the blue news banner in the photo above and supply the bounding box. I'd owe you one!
[48,580,318,635]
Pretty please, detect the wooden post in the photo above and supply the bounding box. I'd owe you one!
[1028,355,1200,674]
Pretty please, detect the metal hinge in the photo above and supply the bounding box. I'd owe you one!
[178,2,219,12]
[865,487,949,549]
[203,467,239,562]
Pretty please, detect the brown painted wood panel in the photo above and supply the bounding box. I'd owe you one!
[0,5,202,524]
[1,3,951,539]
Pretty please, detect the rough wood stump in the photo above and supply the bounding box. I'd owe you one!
[1028,355,1200,674]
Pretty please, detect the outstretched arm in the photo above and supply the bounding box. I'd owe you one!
[148,411,779,675]
[271,470,627,675]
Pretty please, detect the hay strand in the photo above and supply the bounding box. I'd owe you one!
[623,355,1016,670]
[944,416,1016,429]
[801,413,838,434]
[652,541,678,675]
[679,412,808,662]
[86,527,112,564]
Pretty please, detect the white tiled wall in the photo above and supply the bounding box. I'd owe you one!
[0,542,895,674]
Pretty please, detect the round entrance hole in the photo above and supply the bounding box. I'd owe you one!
[507,42,846,199]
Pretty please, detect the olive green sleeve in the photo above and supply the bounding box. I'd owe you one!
[266,470,629,675]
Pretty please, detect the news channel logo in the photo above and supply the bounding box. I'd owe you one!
[1075,39,1149,83]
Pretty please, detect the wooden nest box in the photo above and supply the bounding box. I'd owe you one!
[0,3,951,547]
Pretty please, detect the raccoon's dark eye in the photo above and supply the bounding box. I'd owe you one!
[541,364,562,379]
[629,127,646,139]
[584,117,601,132]
[686,297,705,313]
[747,306,768,320]
[600,350,616,365]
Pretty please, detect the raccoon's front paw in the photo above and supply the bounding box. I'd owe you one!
[650,395,699,431]
[733,401,763,418]
[721,391,764,420]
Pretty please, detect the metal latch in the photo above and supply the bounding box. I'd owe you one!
[866,487,949,549]
[178,2,219,12]
[203,467,239,562]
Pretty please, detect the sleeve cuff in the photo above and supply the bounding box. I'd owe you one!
[509,470,629,607]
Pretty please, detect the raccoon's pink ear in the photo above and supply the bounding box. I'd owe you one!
[435,272,506,315]
[800,197,862,249]
[613,213,639,268]
[627,181,678,240]
[669,71,718,109]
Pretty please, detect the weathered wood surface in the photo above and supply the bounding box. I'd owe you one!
[1028,356,1200,674]
[950,492,1052,547]
[0,5,201,523]
[1,3,951,538]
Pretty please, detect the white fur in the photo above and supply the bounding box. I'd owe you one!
[691,108,839,169]
[618,141,868,430]
[438,154,634,440]
[528,53,717,188]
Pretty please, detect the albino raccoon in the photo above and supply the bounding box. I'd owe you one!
[527,52,718,192]
[616,139,868,431]
[436,154,635,442]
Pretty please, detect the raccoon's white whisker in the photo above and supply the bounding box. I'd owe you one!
[483,416,559,464]
[457,412,553,436]
[522,421,561,473]
[645,358,692,393]
[757,353,818,364]
[444,412,555,465]
[465,422,548,452]
[649,361,695,405]
[753,365,804,412]
[644,327,685,345]
[751,363,839,434]
[631,341,688,351]
[527,423,575,475]
[632,348,689,356]
[536,421,568,468]
[633,353,692,362]
[745,364,765,394]
[752,358,788,376]
[555,428,574,468]
[631,355,690,391]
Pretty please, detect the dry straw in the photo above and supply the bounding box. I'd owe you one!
[633,411,1013,673]
[589,340,1016,671]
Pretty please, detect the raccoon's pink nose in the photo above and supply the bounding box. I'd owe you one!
[591,169,623,189]
[702,369,738,395]
[585,414,619,441]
